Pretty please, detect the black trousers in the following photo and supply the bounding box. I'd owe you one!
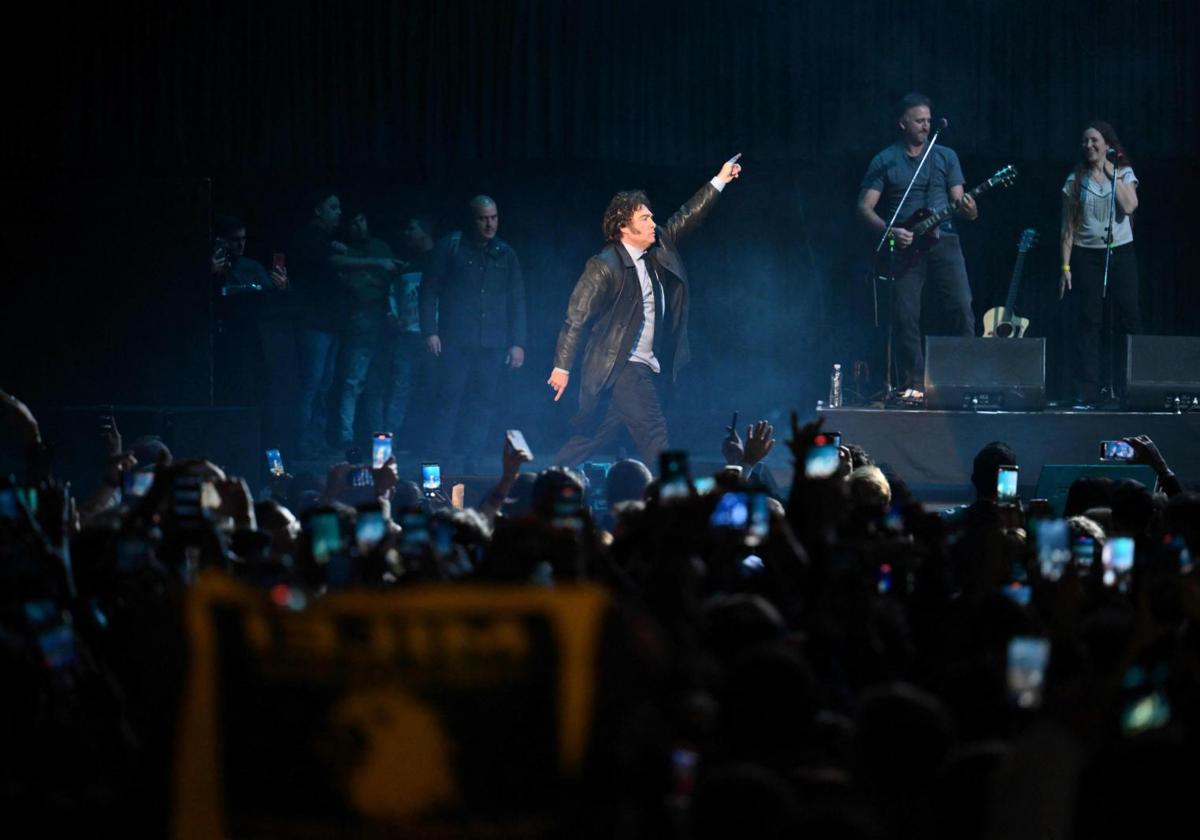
[554,362,668,467]
[1068,243,1141,402]
[891,233,974,390]
[430,345,507,459]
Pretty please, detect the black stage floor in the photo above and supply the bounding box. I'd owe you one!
[817,406,1200,503]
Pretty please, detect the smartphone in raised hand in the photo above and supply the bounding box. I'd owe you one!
[659,450,691,501]
[1099,440,1135,462]
[421,463,442,496]
[996,465,1019,502]
[372,433,393,469]
[804,434,840,479]
[506,429,533,460]
[1007,636,1050,709]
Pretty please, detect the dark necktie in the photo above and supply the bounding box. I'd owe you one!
[641,254,665,357]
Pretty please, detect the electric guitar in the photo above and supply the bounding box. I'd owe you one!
[982,227,1038,338]
[876,165,1018,275]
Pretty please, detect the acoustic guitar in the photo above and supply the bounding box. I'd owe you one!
[876,165,1019,275]
[983,227,1038,338]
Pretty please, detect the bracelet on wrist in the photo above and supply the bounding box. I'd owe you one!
[1061,265,1071,271]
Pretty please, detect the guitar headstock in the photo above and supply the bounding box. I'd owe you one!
[1017,227,1038,253]
[990,165,1019,189]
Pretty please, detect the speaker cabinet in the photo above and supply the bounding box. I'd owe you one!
[924,337,1046,410]
[1125,335,1200,411]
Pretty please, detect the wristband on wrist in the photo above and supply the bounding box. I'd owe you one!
[1061,265,1071,271]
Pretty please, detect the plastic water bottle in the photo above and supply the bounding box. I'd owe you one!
[829,364,843,408]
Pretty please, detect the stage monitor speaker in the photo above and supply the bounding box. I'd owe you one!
[924,337,1046,410]
[1125,335,1200,411]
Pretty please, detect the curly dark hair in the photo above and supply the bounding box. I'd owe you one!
[602,190,651,243]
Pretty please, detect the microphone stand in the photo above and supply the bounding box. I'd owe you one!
[1101,151,1118,405]
[871,120,946,402]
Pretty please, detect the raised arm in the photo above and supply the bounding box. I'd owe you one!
[659,154,741,245]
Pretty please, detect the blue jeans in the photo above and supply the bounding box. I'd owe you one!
[362,331,423,440]
[296,326,339,450]
[334,309,387,445]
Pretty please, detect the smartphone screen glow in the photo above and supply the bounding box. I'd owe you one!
[421,464,441,491]
[371,434,392,469]
[1007,636,1050,708]
[804,444,840,479]
[997,466,1019,500]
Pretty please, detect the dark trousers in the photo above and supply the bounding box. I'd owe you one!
[1068,243,1141,402]
[554,362,668,467]
[431,345,507,460]
[334,309,386,445]
[362,332,424,441]
[891,233,974,390]
[295,326,339,450]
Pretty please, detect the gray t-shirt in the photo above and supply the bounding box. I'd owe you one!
[861,143,966,234]
[1063,167,1137,249]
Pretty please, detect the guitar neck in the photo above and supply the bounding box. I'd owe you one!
[912,182,990,236]
[1003,252,1029,314]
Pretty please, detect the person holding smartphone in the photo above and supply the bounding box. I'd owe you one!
[210,214,293,437]
[211,214,287,294]
[548,155,743,466]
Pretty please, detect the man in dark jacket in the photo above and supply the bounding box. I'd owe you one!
[420,195,526,469]
[548,155,743,466]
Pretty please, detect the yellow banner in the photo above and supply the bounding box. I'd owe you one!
[174,572,610,839]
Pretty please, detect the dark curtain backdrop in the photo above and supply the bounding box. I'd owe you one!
[22,0,1199,171]
[3,0,1199,455]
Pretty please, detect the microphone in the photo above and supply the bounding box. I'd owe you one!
[937,117,950,130]
[1105,147,1117,159]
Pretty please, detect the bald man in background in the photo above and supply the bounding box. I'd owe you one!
[419,195,527,471]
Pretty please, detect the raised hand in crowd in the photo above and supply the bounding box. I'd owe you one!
[721,412,743,465]
[481,435,533,523]
[213,477,257,530]
[785,410,826,464]
[371,456,399,501]
[722,416,776,468]
[99,409,122,456]
[742,421,776,467]
[1125,434,1181,497]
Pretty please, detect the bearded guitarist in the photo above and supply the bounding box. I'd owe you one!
[857,92,978,401]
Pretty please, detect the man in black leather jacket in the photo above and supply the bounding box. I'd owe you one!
[548,155,743,466]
